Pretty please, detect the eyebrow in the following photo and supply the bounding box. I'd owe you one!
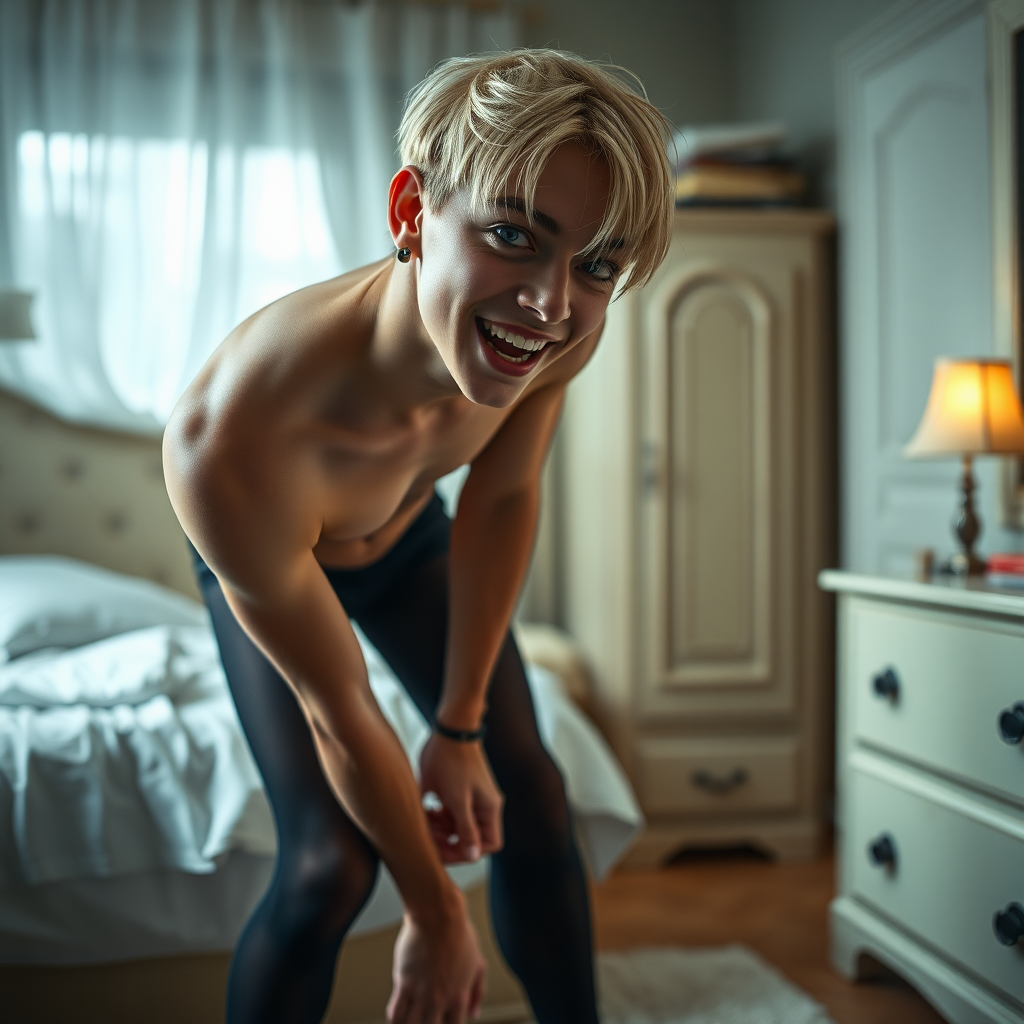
[492,196,627,259]
[493,196,560,236]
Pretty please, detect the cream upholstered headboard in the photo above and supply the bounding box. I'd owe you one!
[0,388,199,600]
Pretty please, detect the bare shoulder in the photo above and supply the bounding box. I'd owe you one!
[162,261,388,587]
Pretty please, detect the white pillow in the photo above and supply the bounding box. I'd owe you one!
[0,555,208,663]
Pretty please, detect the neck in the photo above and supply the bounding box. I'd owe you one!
[366,257,462,412]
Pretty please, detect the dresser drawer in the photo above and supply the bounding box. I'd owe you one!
[635,735,798,815]
[847,752,1024,1002]
[848,599,1024,804]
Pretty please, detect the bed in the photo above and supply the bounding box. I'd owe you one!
[0,387,643,1024]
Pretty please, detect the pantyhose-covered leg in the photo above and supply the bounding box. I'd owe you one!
[196,565,381,1024]
[354,553,601,1024]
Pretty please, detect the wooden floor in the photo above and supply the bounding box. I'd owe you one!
[590,846,949,1024]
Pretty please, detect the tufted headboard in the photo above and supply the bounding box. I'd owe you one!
[0,388,199,599]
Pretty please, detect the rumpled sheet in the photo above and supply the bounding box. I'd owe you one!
[0,626,273,884]
[0,622,642,889]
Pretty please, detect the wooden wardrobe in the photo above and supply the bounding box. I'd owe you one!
[562,208,836,864]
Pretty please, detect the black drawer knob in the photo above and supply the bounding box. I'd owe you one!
[868,833,896,868]
[994,903,1024,946]
[691,767,748,794]
[998,703,1024,745]
[872,668,900,701]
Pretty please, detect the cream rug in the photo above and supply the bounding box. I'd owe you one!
[572,944,835,1024]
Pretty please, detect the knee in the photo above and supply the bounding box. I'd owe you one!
[500,748,574,845]
[272,828,379,943]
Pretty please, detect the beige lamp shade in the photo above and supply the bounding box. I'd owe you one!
[904,358,1024,457]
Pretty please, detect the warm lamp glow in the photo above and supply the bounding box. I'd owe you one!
[904,358,1024,456]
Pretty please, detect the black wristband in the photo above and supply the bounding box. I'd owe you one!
[432,716,487,742]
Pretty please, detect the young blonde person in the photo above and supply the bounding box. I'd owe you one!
[164,49,673,1024]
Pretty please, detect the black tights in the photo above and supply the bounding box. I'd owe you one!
[195,551,599,1024]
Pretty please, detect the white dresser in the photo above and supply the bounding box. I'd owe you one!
[821,571,1024,1024]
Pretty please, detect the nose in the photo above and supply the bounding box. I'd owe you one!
[517,259,571,325]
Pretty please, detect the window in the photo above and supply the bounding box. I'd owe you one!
[18,131,340,418]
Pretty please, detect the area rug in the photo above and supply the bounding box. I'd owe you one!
[576,944,835,1024]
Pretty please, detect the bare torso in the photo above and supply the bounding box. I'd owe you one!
[168,256,561,571]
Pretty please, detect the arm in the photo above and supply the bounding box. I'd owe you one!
[162,404,485,1022]
[443,319,602,732]
[419,326,601,863]
[441,383,565,731]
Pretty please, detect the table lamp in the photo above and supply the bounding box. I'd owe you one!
[904,358,1024,575]
[0,289,37,342]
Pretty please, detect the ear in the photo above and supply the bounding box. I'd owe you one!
[388,166,426,256]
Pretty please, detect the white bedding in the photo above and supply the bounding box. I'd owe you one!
[0,557,643,963]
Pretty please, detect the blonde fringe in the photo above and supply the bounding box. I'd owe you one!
[398,49,674,292]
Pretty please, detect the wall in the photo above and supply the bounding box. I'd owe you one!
[526,0,734,125]
[530,0,900,207]
[732,0,899,206]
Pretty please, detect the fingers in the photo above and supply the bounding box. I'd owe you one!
[473,790,504,855]
[386,986,413,1024]
[426,809,467,863]
[443,998,469,1024]
[468,965,487,1020]
[449,799,482,862]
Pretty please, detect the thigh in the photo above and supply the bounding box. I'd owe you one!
[351,553,551,792]
[197,569,368,847]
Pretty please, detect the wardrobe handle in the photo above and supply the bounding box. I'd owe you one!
[691,767,748,794]
[640,440,660,493]
[872,668,900,701]
[998,703,1024,745]
[993,903,1024,946]
[868,833,896,868]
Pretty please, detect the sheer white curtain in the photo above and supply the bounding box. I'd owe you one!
[0,0,521,434]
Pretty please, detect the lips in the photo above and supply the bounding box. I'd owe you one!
[475,317,551,377]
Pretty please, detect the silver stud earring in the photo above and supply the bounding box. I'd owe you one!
[396,247,411,263]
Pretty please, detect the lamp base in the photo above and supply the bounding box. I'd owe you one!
[952,453,985,576]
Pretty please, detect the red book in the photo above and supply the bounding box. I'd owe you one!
[986,553,1024,574]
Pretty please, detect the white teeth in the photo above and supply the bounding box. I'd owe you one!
[481,318,546,355]
[490,344,530,364]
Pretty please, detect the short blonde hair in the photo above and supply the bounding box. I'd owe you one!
[398,49,674,291]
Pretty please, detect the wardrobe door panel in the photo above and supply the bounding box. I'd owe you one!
[638,250,792,723]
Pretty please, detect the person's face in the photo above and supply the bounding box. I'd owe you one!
[403,142,620,407]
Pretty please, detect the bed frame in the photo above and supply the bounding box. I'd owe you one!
[0,387,530,1023]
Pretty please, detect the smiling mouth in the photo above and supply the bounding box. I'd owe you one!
[477,317,554,365]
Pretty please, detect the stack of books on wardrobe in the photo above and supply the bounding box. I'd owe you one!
[985,553,1024,588]
[671,122,806,207]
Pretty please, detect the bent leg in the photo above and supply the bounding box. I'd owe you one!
[197,567,380,1024]
[354,554,600,1024]
[483,636,600,1024]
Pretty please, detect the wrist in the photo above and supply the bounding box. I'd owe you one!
[404,875,465,932]
[435,694,487,734]
[432,715,487,742]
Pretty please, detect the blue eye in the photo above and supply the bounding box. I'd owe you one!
[580,259,618,283]
[493,225,530,248]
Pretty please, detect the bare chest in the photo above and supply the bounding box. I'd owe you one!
[310,401,506,567]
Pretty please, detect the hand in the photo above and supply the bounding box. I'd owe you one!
[388,895,487,1024]
[419,733,504,863]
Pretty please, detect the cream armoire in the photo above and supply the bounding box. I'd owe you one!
[562,208,835,864]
